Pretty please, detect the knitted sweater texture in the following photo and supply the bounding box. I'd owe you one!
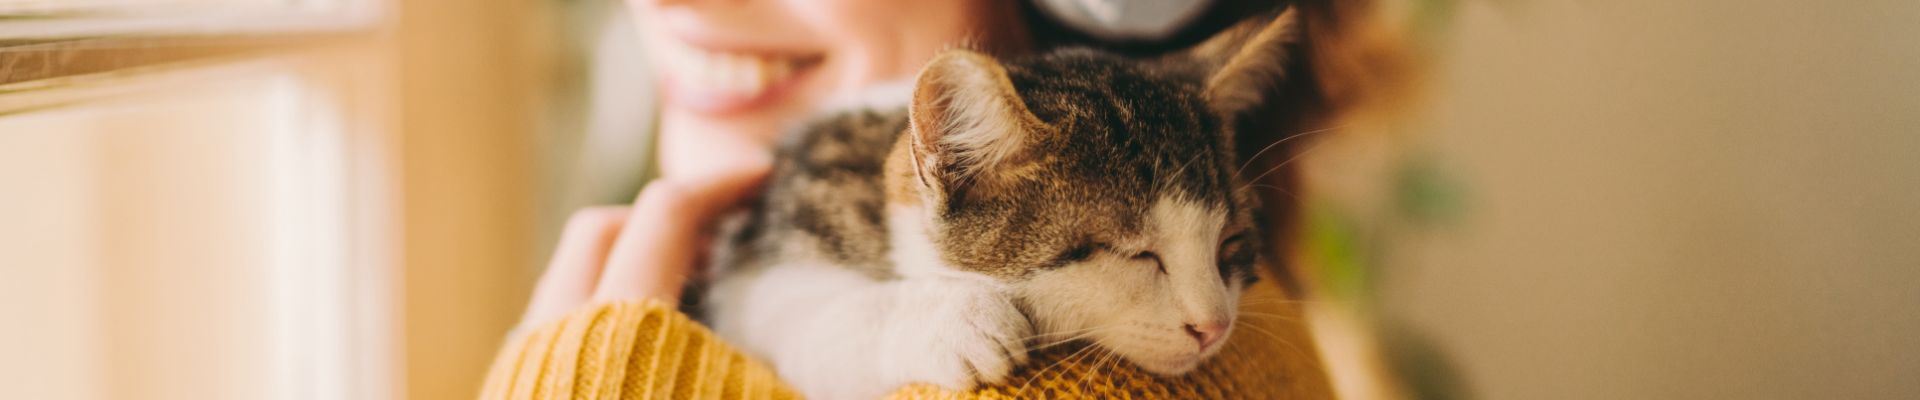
[478,280,1330,399]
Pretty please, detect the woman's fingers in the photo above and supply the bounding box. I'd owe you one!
[521,207,629,328]
[593,157,773,303]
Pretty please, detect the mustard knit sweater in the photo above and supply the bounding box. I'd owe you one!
[479,280,1331,399]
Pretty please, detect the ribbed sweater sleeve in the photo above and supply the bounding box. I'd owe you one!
[477,299,800,400]
[478,280,1332,399]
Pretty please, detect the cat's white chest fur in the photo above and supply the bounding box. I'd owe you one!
[878,205,1032,388]
[706,205,1031,400]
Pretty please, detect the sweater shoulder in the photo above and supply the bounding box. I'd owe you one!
[477,300,801,400]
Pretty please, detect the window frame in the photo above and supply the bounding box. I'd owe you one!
[1,0,379,97]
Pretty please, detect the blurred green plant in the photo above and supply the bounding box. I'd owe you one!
[1304,150,1466,306]
[1300,147,1472,400]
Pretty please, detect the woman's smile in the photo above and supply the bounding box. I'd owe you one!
[648,28,825,116]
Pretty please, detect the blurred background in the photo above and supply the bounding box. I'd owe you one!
[1,0,1915,399]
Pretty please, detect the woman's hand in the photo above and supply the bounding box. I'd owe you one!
[517,149,772,331]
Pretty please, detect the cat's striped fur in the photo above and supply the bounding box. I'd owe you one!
[705,9,1298,399]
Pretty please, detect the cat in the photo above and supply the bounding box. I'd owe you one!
[703,8,1299,399]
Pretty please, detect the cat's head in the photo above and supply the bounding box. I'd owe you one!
[890,10,1298,375]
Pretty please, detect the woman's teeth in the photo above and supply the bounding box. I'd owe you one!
[654,34,807,101]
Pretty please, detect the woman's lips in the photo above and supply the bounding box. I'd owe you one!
[650,31,822,115]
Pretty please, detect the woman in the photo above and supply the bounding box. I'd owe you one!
[484,0,1349,398]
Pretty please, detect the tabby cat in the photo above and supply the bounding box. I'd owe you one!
[704,9,1298,399]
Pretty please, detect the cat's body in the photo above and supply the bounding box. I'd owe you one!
[705,9,1297,400]
[711,99,906,281]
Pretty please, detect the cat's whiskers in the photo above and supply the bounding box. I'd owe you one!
[1237,132,1334,192]
[1237,295,1308,304]
[1234,294,1315,341]
[1027,326,1107,350]
[1017,338,1108,392]
[1021,339,1099,379]
[1020,323,1104,340]
[1237,290,1307,302]
[1235,294,1323,308]
[1071,344,1118,392]
[1232,321,1330,377]
[1019,329,1075,342]
[1157,150,1208,193]
[1236,310,1300,318]
[1239,183,1300,201]
[1232,323,1294,356]
[1076,350,1115,392]
[1232,125,1344,178]
[1233,312,1303,324]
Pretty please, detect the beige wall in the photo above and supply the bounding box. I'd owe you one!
[1378,1,1920,399]
[392,0,555,397]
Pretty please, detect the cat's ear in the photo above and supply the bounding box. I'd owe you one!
[1191,7,1301,118]
[907,50,1045,200]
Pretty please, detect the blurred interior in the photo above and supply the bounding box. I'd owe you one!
[1,0,1916,399]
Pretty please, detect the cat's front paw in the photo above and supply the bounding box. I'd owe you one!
[940,286,1032,387]
[879,279,1032,390]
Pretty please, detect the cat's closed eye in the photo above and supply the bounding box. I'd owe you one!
[1218,233,1256,283]
[1050,242,1165,273]
[1052,243,1098,267]
[1132,251,1166,274]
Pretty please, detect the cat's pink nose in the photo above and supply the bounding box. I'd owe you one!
[1183,321,1228,349]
